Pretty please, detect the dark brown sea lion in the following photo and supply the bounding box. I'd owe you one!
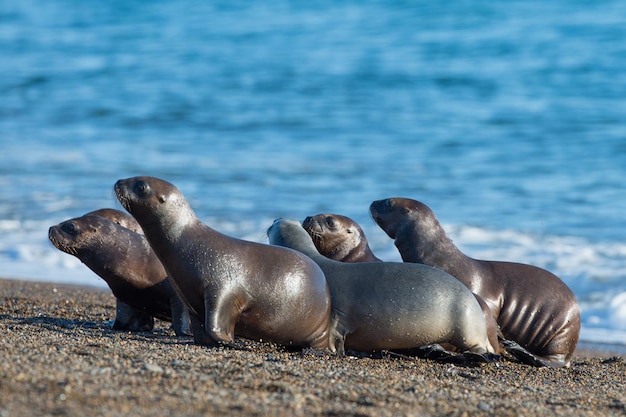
[302,214,382,262]
[303,212,502,355]
[114,176,331,350]
[48,212,190,336]
[370,198,581,367]
[267,218,498,363]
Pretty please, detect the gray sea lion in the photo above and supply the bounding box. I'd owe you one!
[48,212,190,336]
[302,214,382,262]
[303,213,502,356]
[370,198,581,367]
[267,218,497,363]
[114,176,331,349]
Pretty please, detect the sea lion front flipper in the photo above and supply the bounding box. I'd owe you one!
[112,300,154,332]
[170,295,192,337]
[190,314,216,346]
[417,344,460,361]
[500,338,555,367]
[417,344,498,365]
[205,288,242,344]
[328,313,347,355]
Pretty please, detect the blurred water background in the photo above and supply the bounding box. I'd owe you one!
[1,1,625,346]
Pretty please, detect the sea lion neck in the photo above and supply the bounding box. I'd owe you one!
[148,210,200,245]
[394,216,463,267]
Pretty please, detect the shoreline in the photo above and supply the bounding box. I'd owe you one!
[1,278,624,416]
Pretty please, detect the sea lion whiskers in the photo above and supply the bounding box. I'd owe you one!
[48,226,76,256]
[116,194,132,213]
[308,230,325,250]
[49,236,67,255]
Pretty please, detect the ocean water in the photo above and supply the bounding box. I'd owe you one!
[1,1,625,346]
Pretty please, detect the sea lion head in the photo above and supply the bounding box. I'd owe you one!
[48,215,120,256]
[114,176,196,238]
[370,197,437,239]
[267,218,320,259]
[302,213,371,262]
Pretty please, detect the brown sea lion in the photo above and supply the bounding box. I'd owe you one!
[302,214,382,262]
[48,212,190,336]
[114,176,331,350]
[370,198,581,367]
[303,212,502,356]
[268,218,498,364]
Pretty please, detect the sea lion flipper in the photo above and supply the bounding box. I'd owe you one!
[416,344,498,365]
[328,313,347,355]
[500,338,555,367]
[417,344,458,361]
[184,290,239,346]
[170,296,192,337]
[112,300,154,332]
[190,315,217,346]
[205,290,240,344]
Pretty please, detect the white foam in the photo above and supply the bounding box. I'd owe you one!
[580,327,626,345]
[609,292,626,331]
[0,219,107,288]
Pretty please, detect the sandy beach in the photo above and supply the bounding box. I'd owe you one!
[0,278,624,417]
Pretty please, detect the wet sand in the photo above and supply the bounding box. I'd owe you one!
[1,278,624,417]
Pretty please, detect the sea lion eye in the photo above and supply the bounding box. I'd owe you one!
[326,217,335,228]
[135,181,149,195]
[62,222,77,235]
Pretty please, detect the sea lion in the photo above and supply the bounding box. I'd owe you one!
[303,213,502,355]
[370,198,581,367]
[48,212,190,336]
[114,176,331,349]
[302,214,382,262]
[267,218,497,363]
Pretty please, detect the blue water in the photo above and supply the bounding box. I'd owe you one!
[1,1,625,345]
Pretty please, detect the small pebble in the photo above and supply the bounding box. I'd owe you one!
[144,363,164,374]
